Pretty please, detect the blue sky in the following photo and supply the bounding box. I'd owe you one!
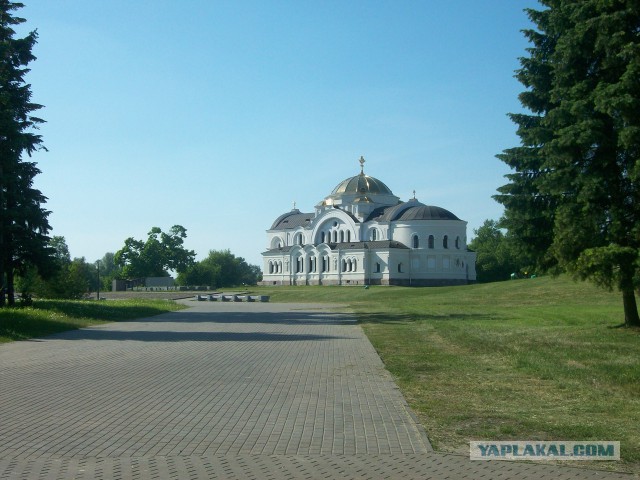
[19,0,539,268]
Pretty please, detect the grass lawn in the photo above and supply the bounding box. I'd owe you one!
[0,298,185,343]
[252,276,640,474]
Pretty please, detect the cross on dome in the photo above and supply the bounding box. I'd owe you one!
[359,156,366,174]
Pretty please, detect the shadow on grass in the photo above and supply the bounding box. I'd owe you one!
[0,315,83,342]
[356,311,503,324]
[31,300,175,322]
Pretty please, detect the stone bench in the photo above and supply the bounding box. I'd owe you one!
[248,295,270,302]
[197,294,270,302]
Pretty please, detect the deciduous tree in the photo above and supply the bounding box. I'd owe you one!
[469,220,524,283]
[495,1,640,326]
[177,249,261,288]
[114,225,196,279]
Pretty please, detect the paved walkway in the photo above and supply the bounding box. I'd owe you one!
[0,301,631,479]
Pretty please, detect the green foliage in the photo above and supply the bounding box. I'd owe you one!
[468,219,527,282]
[495,1,640,325]
[16,237,98,299]
[176,249,261,288]
[96,252,122,291]
[0,1,51,307]
[114,225,196,279]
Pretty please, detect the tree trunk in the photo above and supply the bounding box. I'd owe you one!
[6,265,15,307]
[622,287,640,327]
[0,162,4,308]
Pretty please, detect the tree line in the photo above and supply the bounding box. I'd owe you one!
[13,226,262,301]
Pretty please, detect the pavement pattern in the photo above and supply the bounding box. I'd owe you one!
[0,301,632,479]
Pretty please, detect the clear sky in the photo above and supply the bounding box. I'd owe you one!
[18,0,539,268]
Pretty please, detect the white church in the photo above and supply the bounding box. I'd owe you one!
[261,157,476,286]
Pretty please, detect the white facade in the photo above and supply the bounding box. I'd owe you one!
[261,159,476,286]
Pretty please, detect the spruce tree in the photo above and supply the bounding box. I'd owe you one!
[495,1,640,326]
[0,1,50,306]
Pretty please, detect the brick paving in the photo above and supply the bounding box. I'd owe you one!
[0,301,632,479]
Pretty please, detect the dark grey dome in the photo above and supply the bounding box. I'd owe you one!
[377,200,460,222]
[331,173,394,196]
[270,209,314,230]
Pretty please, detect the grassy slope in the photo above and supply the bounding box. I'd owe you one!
[0,299,185,342]
[253,277,639,473]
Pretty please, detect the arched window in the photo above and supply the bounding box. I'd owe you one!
[321,231,325,243]
[296,257,303,273]
[340,230,345,243]
[269,261,274,274]
[428,235,434,249]
[455,236,460,249]
[342,259,347,272]
[294,233,304,246]
[347,231,351,242]
[375,262,381,273]
[412,235,419,248]
[352,259,357,271]
[443,235,449,249]
[371,229,378,241]
[332,231,338,243]
[398,263,403,273]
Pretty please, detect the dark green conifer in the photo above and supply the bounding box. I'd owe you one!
[496,1,640,326]
[0,1,50,306]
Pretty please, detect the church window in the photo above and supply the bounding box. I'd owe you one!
[269,261,274,274]
[412,235,419,248]
[347,231,351,242]
[294,233,304,245]
[428,235,434,249]
[352,259,357,271]
[398,263,404,273]
[371,229,378,241]
[443,235,449,249]
[375,262,381,273]
[342,259,347,272]
[332,230,337,243]
[321,232,325,243]
[296,257,303,273]
[455,236,460,249]
[340,230,345,243]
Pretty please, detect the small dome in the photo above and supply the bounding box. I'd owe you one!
[331,173,394,196]
[377,200,460,222]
